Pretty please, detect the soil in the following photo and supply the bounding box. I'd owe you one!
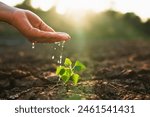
[0,39,150,100]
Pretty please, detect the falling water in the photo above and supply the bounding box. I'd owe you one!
[31,41,65,65]
[50,41,65,65]
[32,43,35,49]
[51,55,55,59]
[59,41,65,64]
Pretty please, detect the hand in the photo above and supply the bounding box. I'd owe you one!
[11,9,71,43]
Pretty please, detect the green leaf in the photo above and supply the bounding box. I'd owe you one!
[56,66,65,75]
[73,61,86,72]
[59,68,65,75]
[73,66,81,72]
[61,75,70,83]
[56,58,86,85]
[65,68,72,77]
[72,73,80,85]
[64,58,72,67]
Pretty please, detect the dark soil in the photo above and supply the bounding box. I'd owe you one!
[0,39,150,100]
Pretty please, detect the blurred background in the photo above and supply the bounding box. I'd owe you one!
[0,0,150,60]
[0,0,150,38]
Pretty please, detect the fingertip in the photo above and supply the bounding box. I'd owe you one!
[68,35,71,39]
[57,32,71,40]
[65,33,71,39]
[65,34,71,40]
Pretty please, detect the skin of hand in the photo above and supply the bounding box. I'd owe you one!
[0,2,71,43]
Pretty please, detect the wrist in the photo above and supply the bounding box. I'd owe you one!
[0,2,17,24]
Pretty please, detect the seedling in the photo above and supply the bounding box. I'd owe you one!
[56,58,86,85]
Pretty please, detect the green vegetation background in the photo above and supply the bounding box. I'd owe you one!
[0,0,150,39]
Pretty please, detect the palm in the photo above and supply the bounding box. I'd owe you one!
[12,9,70,43]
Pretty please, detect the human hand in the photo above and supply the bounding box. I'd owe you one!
[11,9,71,43]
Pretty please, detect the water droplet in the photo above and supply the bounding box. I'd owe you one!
[52,56,55,59]
[50,41,66,65]
[32,43,35,49]
[59,56,62,64]
[58,43,61,46]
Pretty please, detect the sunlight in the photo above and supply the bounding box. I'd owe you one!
[0,0,24,6]
[56,0,109,15]
[0,0,149,20]
[113,0,150,21]
[31,0,55,11]
[55,0,150,21]
[55,0,109,23]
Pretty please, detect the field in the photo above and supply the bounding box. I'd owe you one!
[0,37,150,100]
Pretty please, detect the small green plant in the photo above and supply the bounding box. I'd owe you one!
[56,58,86,85]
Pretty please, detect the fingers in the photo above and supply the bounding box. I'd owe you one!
[39,21,55,32]
[26,10,55,32]
[17,10,71,43]
[39,32,71,43]
[18,20,71,43]
[28,29,71,43]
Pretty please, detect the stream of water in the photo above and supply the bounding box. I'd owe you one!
[32,41,65,65]
[53,41,65,65]
[32,42,35,49]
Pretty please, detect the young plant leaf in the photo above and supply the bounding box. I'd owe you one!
[73,61,86,72]
[56,66,64,75]
[65,68,72,77]
[61,75,70,83]
[59,68,65,75]
[56,58,86,86]
[64,58,72,67]
[72,73,80,85]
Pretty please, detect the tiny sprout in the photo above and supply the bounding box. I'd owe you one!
[56,58,86,85]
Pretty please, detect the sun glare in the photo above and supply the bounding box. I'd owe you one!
[55,0,110,22]
[112,0,150,21]
[0,0,24,6]
[56,0,109,15]
[31,0,55,11]
[0,0,149,20]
